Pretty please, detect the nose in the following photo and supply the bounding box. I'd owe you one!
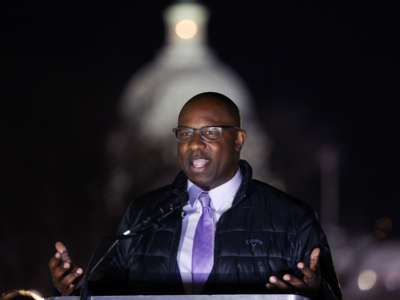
[188,129,206,150]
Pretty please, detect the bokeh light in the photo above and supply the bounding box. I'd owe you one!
[175,19,197,39]
[358,269,378,291]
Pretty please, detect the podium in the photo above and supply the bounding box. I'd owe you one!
[47,295,310,300]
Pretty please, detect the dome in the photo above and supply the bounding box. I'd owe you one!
[107,2,278,211]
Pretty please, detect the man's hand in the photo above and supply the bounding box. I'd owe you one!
[266,247,321,296]
[48,241,84,296]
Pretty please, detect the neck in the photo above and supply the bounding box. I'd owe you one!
[193,166,240,191]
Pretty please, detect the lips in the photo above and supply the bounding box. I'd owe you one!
[190,157,210,172]
[192,159,208,168]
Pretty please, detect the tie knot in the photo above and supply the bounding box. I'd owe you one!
[198,192,211,208]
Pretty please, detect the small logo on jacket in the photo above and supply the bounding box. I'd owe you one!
[245,239,263,248]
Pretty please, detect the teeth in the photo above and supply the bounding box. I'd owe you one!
[192,159,208,168]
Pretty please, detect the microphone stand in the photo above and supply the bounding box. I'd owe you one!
[79,195,186,300]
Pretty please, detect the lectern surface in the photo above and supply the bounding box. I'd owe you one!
[48,295,310,300]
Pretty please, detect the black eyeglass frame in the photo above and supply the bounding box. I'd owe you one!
[172,125,240,142]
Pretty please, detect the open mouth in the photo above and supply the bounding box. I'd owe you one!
[190,158,210,172]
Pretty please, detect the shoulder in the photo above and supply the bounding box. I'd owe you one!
[240,160,315,221]
[248,179,317,228]
[126,184,176,214]
[250,179,313,211]
[119,183,180,231]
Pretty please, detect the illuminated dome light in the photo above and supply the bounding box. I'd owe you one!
[358,269,378,291]
[175,19,198,39]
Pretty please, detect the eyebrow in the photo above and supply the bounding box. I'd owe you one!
[176,125,237,129]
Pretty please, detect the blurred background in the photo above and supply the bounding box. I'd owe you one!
[2,1,399,299]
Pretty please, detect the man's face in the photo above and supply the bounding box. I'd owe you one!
[177,98,246,190]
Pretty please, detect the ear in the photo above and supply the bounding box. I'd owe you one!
[234,129,246,152]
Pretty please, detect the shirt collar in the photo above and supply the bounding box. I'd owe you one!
[187,169,243,211]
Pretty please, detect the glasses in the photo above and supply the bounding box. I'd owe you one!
[172,125,239,142]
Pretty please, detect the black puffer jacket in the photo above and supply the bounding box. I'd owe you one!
[94,160,341,299]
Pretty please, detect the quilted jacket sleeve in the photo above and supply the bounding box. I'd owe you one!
[295,209,342,300]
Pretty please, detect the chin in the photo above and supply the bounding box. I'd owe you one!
[188,175,213,190]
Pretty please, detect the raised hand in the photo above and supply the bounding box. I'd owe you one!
[266,247,321,297]
[48,241,84,296]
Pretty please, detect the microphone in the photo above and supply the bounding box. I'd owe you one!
[79,194,187,300]
[120,196,187,239]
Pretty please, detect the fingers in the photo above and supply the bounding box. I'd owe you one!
[282,274,306,288]
[48,252,61,272]
[49,241,83,296]
[266,275,291,290]
[297,248,321,288]
[60,266,84,289]
[52,256,71,279]
[266,274,308,290]
[51,262,84,295]
[49,251,69,279]
[55,242,71,262]
[297,262,318,285]
[265,248,322,293]
[309,248,320,272]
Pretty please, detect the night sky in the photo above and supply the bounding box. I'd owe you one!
[2,0,399,294]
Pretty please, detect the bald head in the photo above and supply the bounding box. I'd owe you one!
[178,92,241,127]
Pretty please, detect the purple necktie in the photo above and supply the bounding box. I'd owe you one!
[192,191,215,293]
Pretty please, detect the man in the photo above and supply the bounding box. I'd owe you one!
[49,92,342,299]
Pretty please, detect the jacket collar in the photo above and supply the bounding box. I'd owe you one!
[231,160,253,205]
[171,170,188,196]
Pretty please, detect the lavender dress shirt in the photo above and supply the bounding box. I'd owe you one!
[177,169,243,294]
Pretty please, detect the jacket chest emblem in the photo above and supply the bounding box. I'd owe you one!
[245,239,263,248]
